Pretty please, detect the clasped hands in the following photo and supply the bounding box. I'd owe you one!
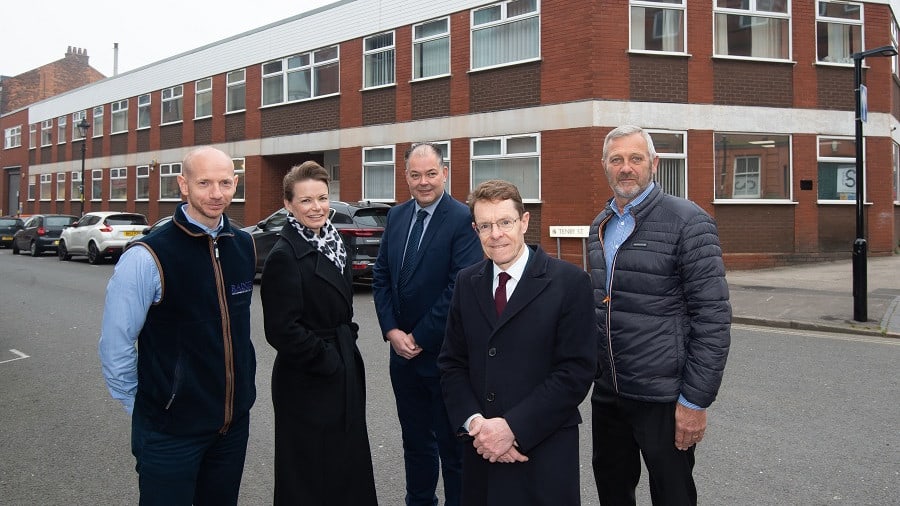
[386,329,421,360]
[468,416,529,464]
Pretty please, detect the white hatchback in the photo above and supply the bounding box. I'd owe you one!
[58,211,148,264]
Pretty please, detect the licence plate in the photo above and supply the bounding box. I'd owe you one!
[124,231,139,237]
[1,236,11,241]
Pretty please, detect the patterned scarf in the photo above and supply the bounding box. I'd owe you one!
[287,215,347,272]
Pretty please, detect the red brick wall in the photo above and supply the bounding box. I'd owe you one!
[362,87,397,125]
[817,67,854,111]
[817,205,855,252]
[410,79,451,120]
[469,62,541,113]
[716,204,795,253]
[540,0,599,103]
[630,55,689,103]
[260,97,341,137]
[0,47,105,114]
[714,60,793,107]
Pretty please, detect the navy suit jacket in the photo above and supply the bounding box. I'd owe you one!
[372,193,482,376]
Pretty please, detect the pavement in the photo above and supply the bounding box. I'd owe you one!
[726,254,900,338]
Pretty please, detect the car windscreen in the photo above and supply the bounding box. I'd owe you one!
[0,219,20,226]
[353,209,389,227]
[45,216,77,227]
[106,214,148,226]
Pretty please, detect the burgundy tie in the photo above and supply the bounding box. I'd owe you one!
[495,272,511,316]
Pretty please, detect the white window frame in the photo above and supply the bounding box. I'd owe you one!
[92,106,104,138]
[471,0,541,71]
[71,171,81,202]
[713,0,791,61]
[432,141,452,190]
[56,172,66,201]
[647,129,688,198]
[136,165,150,201]
[109,167,128,201]
[159,163,182,200]
[161,85,184,125]
[28,176,36,201]
[29,124,36,149]
[363,32,396,89]
[72,111,87,139]
[816,136,858,203]
[362,146,396,202]
[137,94,151,129]
[815,1,863,65]
[226,69,246,113]
[262,46,340,106]
[40,120,53,147]
[195,77,213,119]
[4,125,21,149]
[40,174,52,201]
[892,17,899,77]
[412,17,451,80]
[111,99,128,134]
[232,158,246,201]
[893,141,899,204]
[91,169,103,201]
[629,0,687,54]
[713,133,793,203]
[470,133,541,202]
[57,116,67,144]
[732,156,761,198]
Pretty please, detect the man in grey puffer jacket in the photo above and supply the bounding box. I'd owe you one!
[588,125,731,506]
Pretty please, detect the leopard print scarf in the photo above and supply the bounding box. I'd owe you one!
[287,215,347,272]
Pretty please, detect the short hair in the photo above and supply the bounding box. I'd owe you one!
[602,125,657,162]
[467,179,525,218]
[283,161,330,201]
[405,142,444,170]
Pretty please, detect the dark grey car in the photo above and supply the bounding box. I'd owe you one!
[12,214,78,256]
[0,217,24,248]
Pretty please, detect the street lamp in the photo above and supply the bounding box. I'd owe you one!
[76,118,90,216]
[851,44,897,322]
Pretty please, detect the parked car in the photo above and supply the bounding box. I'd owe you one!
[243,201,390,281]
[123,216,243,247]
[58,212,148,264]
[11,214,78,256]
[0,217,25,248]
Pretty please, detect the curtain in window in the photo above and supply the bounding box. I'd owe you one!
[415,38,449,78]
[473,17,539,68]
[364,166,394,199]
[655,159,685,198]
[751,17,784,58]
[826,23,852,63]
[365,50,395,87]
[472,158,539,199]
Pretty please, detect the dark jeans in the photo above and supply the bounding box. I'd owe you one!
[391,360,462,506]
[131,412,250,506]
[591,396,697,506]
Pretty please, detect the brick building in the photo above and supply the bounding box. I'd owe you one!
[2,0,899,268]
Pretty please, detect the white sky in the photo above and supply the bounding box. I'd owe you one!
[2,0,337,78]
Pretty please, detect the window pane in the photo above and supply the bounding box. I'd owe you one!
[715,13,789,59]
[656,158,686,198]
[473,16,540,68]
[227,83,246,112]
[263,75,284,105]
[507,136,537,154]
[365,148,393,163]
[365,49,395,87]
[365,32,393,51]
[473,139,502,155]
[714,133,790,199]
[415,18,448,38]
[631,6,685,52]
[818,1,861,20]
[414,37,450,78]
[287,69,311,100]
[314,46,338,62]
[474,5,501,25]
[315,62,340,95]
[816,22,861,64]
[651,132,684,154]
[472,158,539,199]
[364,166,394,200]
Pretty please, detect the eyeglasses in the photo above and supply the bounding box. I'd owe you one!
[474,218,518,236]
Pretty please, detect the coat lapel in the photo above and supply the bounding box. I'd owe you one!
[494,246,551,330]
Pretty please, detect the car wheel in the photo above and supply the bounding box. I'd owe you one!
[12,241,19,255]
[88,242,102,265]
[58,241,71,261]
[30,241,40,257]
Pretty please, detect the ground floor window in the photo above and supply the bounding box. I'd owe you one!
[817,136,857,202]
[362,146,395,201]
[648,130,687,198]
[714,133,791,201]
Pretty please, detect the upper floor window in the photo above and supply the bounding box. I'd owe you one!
[56,173,66,201]
[57,116,67,144]
[893,17,899,77]
[137,94,151,129]
[161,85,183,124]
[714,0,790,60]
[40,174,52,200]
[72,111,86,139]
[631,0,686,53]
[110,167,128,201]
[816,1,862,65]
[817,136,857,202]
[714,132,792,201]
[91,169,104,201]
[136,166,150,201]
[413,17,450,79]
[362,146,395,201]
[3,125,21,149]
[111,99,128,134]
[195,78,213,118]
[262,46,340,105]
[29,124,36,149]
[41,120,53,147]
[648,130,687,198]
[471,134,541,201]
[159,163,182,200]
[92,106,104,138]
[363,32,395,88]
[226,69,246,113]
[233,158,246,201]
[471,0,540,70]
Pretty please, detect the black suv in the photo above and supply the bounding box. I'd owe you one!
[12,214,78,256]
[243,201,390,281]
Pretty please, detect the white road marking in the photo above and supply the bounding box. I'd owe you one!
[733,324,900,345]
[0,349,30,364]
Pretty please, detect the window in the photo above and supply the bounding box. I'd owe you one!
[714,133,792,201]
[817,136,858,202]
[233,158,246,201]
[226,69,246,113]
[894,141,899,203]
[56,173,66,201]
[648,130,687,198]
[362,146,395,201]
[138,94,151,129]
[159,163,182,200]
[40,174,52,200]
[109,168,127,200]
[471,0,540,70]
[893,17,899,77]
[71,171,81,201]
[91,169,103,201]
[195,78,212,118]
[262,46,340,106]
[29,124,36,149]
[57,116,67,144]
[111,99,128,134]
[3,125,21,149]
[93,106,104,137]
[136,166,150,200]
[631,0,686,53]
[471,134,541,200]
[714,0,790,60]
[413,17,450,79]
[162,85,183,124]
[28,176,35,201]
[41,120,53,147]
[816,1,862,64]
[72,111,87,139]
[432,141,452,189]
[363,32,395,88]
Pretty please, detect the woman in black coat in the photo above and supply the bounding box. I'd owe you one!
[260,161,377,505]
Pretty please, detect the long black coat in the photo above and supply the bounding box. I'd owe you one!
[438,246,597,505]
[260,222,377,505]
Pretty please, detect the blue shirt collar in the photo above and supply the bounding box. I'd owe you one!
[180,203,224,237]
[611,182,655,218]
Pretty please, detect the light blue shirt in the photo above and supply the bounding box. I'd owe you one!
[98,204,224,415]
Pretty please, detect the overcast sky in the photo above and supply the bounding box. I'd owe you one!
[2,0,337,78]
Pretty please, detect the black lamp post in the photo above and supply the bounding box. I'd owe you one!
[76,118,90,216]
[851,45,897,322]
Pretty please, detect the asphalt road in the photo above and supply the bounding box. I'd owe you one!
[1,250,898,505]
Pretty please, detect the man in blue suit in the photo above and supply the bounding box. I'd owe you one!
[373,142,482,506]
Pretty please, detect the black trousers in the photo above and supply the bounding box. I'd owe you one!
[591,396,697,506]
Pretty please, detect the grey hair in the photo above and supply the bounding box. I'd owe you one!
[602,125,657,161]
